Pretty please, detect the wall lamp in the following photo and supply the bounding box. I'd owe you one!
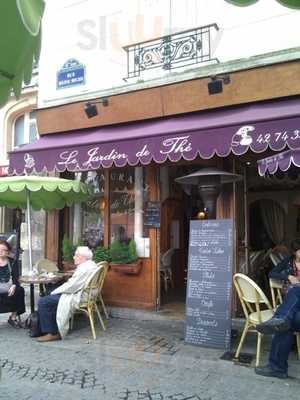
[84,98,109,118]
[207,74,231,95]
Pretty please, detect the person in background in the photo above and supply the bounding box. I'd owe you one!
[36,246,99,342]
[0,240,25,328]
[255,239,300,378]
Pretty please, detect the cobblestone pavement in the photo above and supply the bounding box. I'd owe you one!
[1,312,300,400]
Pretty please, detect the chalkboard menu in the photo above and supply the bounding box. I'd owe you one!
[144,201,160,228]
[185,219,233,350]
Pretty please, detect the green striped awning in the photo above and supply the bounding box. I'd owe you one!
[0,0,45,107]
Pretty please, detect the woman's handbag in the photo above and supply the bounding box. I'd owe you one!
[25,311,42,337]
[0,282,12,293]
[0,261,13,293]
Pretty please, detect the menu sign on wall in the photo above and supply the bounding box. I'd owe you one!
[144,201,161,228]
[185,219,233,350]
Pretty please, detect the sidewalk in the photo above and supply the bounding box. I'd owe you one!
[1,308,300,400]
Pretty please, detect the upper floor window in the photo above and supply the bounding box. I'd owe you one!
[14,111,38,148]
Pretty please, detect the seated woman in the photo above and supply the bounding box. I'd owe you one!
[0,240,25,328]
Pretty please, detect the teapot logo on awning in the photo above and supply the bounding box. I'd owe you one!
[24,153,35,169]
[231,125,255,147]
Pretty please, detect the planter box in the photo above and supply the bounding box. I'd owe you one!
[110,259,142,275]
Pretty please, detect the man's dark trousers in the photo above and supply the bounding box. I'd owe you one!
[274,286,300,321]
[269,287,300,373]
[269,311,300,373]
[38,294,61,335]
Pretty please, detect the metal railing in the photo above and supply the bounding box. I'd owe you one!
[123,24,219,80]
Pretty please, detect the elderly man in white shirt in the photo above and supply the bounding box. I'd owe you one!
[36,246,99,342]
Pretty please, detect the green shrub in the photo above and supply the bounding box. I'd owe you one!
[109,239,139,264]
[110,240,129,264]
[93,246,111,263]
[62,235,84,263]
[128,239,138,263]
[62,234,75,262]
[63,236,138,265]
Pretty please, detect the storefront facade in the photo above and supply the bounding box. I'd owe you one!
[8,49,300,312]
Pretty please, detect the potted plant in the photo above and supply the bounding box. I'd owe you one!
[93,246,111,263]
[109,239,142,275]
[61,234,76,271]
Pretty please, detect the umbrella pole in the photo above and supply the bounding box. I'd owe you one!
[26,190,33,271]
[26,190,35,313]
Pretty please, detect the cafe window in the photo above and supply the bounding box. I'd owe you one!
[110,167,150,257]
[73,171,105,249]
[110,168,135,243]
[73,167,150,257]
[13,111,38,148]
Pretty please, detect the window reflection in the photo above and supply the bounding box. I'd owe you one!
[77,171,105,249]
[110,168,135,243]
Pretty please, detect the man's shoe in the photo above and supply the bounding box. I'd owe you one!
[255,365,288,379]
[36,333,61,342]
[256,317,290,334]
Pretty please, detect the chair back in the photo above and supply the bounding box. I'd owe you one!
[35,258,58,273]
[233,273,272,322]
[269,252,281,267]
[96,261,109,292]
[248,250,266,275]
[277,253,287,262]
[269,278,283,309]
[160,248,175,269]
[81,262,108,307]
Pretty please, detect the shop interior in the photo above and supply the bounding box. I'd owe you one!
[158,155,300,317]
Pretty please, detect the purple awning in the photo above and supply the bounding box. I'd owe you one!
[9,97,300,174]
[257,149,300,176]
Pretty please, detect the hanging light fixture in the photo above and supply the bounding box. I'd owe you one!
[99,197,107,211]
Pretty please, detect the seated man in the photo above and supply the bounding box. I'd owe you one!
[36,246,99,342]
[255,239,300,378]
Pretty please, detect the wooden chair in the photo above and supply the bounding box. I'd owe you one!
[71,261,108,340]
[269,278,300,359]
[233,273,274,367]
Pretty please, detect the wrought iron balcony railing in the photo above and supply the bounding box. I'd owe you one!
[123,24,219,80]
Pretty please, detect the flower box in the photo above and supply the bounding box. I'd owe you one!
[109,259,142,275]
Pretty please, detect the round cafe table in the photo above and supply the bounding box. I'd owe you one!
[19,272,73,313]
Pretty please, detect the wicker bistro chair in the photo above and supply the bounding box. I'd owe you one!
[269,252,282,267]
[159,248,176,293]
[269,278,300,359]
[233,273,274,367]
[96,261,109,319]
[70,261,109,340]
[269,278,283,309]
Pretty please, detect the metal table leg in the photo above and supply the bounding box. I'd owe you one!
[30,283,35,313]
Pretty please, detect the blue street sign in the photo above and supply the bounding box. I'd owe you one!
[56,59,86,90]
